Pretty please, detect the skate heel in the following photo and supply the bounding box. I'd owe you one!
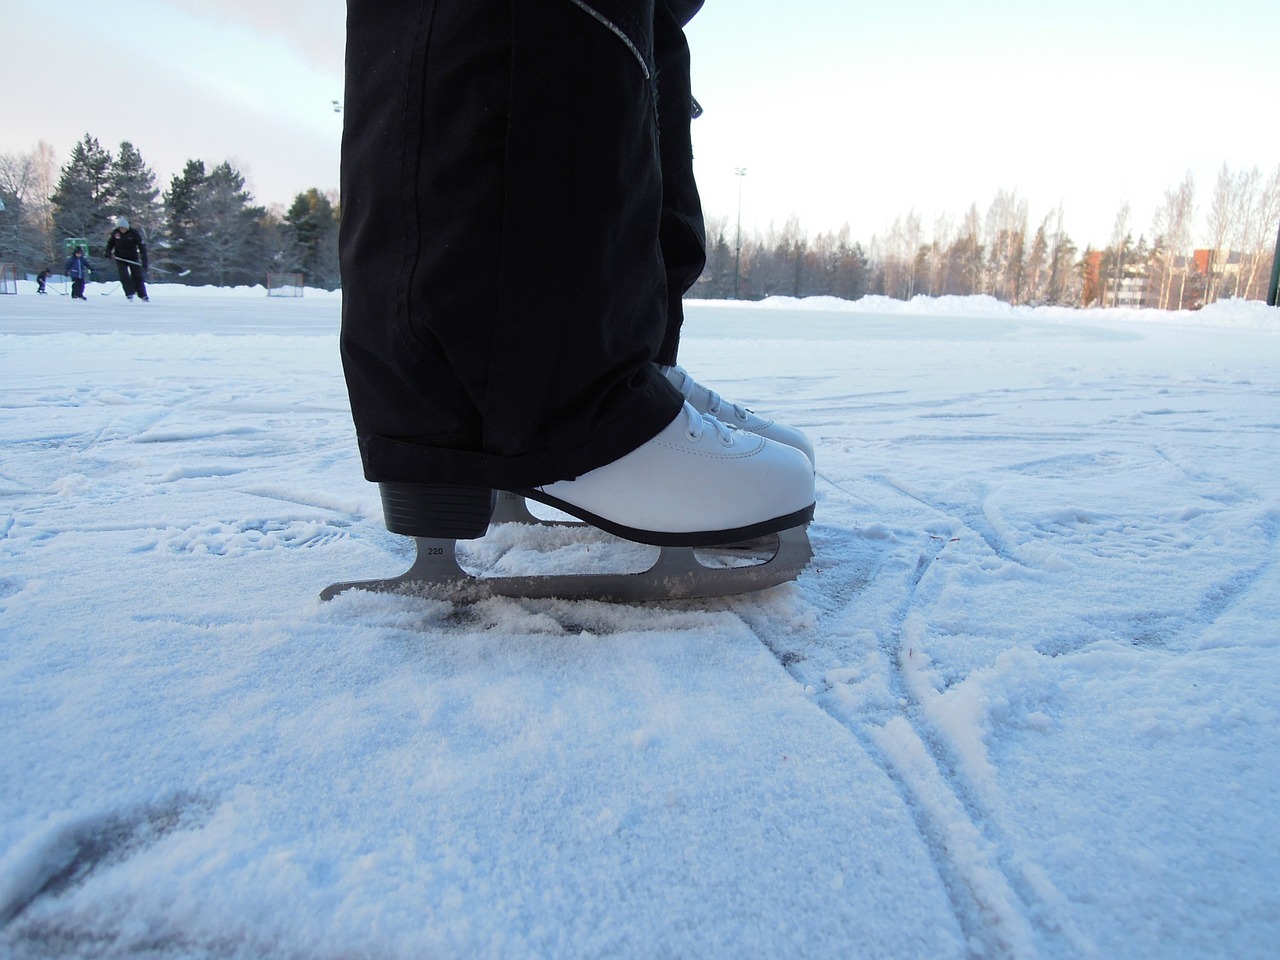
[378,483,495,539]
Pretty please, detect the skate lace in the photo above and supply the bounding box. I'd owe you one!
[672,365,750,422]
[682,401,737,447]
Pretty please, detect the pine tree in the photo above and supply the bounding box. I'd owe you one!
[163,160,205,279]
[834,238,869,301]
[200,162,267,286]
[703,226,735,298]
[51,135,114,252]
[164,160,267,285]
[109,141,161,241]
[284,188,341,289]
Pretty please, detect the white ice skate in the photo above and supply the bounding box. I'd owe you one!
[661,364,815,465]
[491,364,813,537]
[322,403,815,603]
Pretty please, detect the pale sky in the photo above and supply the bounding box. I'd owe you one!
[3,0,1276,248]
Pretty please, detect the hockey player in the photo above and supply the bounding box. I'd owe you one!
[106,217,150,301]
[333,0,815,600]
[64,248,91,300]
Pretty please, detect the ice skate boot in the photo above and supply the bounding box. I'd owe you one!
[661,364,814,465]
[321,403,814,603]
[492,364,813,541]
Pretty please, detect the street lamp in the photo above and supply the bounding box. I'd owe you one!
[734,167,746,299]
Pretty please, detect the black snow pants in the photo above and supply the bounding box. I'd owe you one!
[339,0,707,490]
[115,260,147,300]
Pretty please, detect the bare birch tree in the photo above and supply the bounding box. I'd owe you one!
[0,141,59,267]
[1150,172,1195,310]
[1024,214,1051,304]
[1203,164,1236,304]
[924,213,953,297]
[1105,201,1131,307]
[1232,164,1280,299]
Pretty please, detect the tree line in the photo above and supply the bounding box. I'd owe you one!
[696,163,1280,309]
[0,135,339,289]
[3,135,1275,308]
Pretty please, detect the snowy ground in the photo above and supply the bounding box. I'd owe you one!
[1,281,1278,959]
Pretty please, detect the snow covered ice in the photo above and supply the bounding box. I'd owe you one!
[1,281,1278,958]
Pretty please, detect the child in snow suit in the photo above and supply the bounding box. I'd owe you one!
[106,218,149,301]
[37,269,49,294]
[64,248,91,300]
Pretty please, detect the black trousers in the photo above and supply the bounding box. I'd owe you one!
[115,261,147,299]
[339,0,707,490]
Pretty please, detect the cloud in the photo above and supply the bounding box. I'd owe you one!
[160,0,345,74]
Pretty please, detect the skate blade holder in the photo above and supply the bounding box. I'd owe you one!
[490,491,783,555]
[320,525,812,604]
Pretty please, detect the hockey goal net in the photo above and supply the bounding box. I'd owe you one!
[266,272,305,297]
[0,263,17,294]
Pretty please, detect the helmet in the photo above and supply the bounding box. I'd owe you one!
[115,217,130,229]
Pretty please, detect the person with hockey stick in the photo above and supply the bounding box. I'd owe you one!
[37,268,50,294]
[105,217,150,301]
[64,247,91,300]
[332,0,815,601]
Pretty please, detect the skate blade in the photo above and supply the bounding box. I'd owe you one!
[320,525,812,604]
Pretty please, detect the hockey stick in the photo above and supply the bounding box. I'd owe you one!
[151,258,191,278]
[99,281,121,296]
[105,255,156,295]
[131,257,191,278]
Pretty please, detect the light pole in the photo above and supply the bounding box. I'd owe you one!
[733,167,746,299]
